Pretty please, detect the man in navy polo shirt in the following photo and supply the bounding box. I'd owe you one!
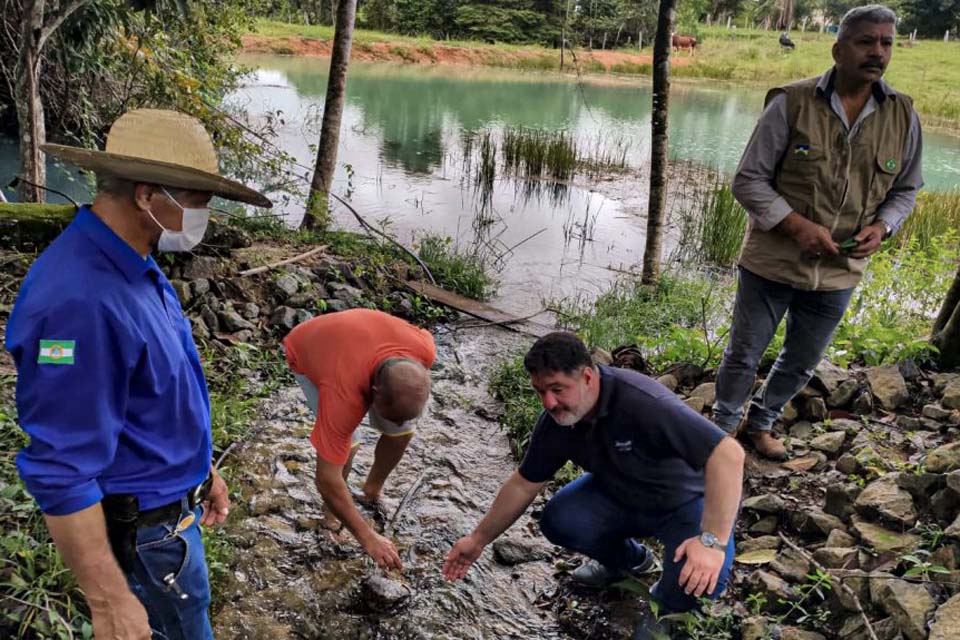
[6,109,270,639]
[443,332,745,636]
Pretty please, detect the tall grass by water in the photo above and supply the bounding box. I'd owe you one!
[895,190,960,252]
[501,128,577,182]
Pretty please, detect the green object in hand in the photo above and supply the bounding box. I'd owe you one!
[840,238,860,253]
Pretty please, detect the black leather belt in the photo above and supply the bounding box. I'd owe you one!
[137,474,213,528]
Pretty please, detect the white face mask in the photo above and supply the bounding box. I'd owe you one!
[145,187,210,252]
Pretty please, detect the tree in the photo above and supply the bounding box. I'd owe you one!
[641,0,674,285]
[934,262,960,369]
[12,0,89,202]
[305,0,357,229]
[902,0,960,38]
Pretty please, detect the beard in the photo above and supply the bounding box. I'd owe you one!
[550,405,588,427]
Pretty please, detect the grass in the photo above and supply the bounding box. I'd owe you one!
[895,190,960,252]
[501,128,577,182]
[674,176,748,268]
[416,234,497,301]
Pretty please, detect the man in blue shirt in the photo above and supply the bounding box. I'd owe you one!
[6,109,270,639]
[443,333,745,638]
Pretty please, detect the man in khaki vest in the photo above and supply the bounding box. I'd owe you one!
[712,5,923,459]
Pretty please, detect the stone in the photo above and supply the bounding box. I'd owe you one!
[771,546,810,582]
[326,299,350,313]
[836,454,859,475]
[897,472,944,501]
[923,404,954,421]
[813,546,858,569]
[656,374,678,391]
[780,629,826,640]
[932,373,960,394]
[737,536,781,554]
[659,362,703,387]
[932,488,960,524]
[781,400,799,423]
[190,278,211,297]
[851,516,921,553]
[946,513,960,538]
[683,396,706,413]
[590,347,613,366]
[294,309,314,325]
[182,256,221,280]
[746,570,796,609]
[219,310,255,333]
[825,484,862,521]
[688,382,716,406]
[926,442,960,473]
[789,508,846,537]
[826,529,857,547]
[898,415,922,430]
[274,274,300,298]
[492,538,551,566]
[898,359,923,381]
[947,470,960,496]
[361,575,411,612]
[789,421,815,439]
[929,592,960,640]
[943,381,960,410]
[191,318,209,341]
[854,477,917,527]
[170,279,191,304]
[269,306,298,331]
[799,396,829,422]
[873,579,934,640]
[330,282,364,305]
[200,304,219,332]
[829,419,863,435]
[810,431,846,456]
[740,616,770,640]
[853,391,874,415]
[749,516,779,535]
[239,302,260,320]
[866,366,909,411]
[743,493,786,515]
[832,570,873,617]
[813,359,850,395]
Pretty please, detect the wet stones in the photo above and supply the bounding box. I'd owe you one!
[492,537,551,566]
[360,575,412,613]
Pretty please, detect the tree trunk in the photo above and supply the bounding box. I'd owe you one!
[641,0,675,286]
[933,261,960,369]
[304,0,357,230]
[15,0,46,203]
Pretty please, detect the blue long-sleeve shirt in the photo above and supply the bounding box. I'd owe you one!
[6,206,212,515]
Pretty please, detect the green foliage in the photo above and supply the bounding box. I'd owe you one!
[416,234,497,301]
[901,550,951,580]
[895,190,960,252]
[674,177,748,268]
[776,568,833,626]
[488,356,543,458]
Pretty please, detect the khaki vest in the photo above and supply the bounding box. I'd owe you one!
[738,77,914,290]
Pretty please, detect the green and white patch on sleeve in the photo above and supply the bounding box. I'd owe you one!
[38,340,76,365]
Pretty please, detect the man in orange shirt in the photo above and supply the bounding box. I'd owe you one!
[283,309,435,571]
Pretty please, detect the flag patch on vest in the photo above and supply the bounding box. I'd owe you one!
[884,158,898,172]
[38,340,75,365]
[793,144,810,156]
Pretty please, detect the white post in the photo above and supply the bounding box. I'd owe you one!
[727,16,731,29]
[801,17,807,32]
[911,29,917,41]
[946,30,951,42]
[638,29,642,51]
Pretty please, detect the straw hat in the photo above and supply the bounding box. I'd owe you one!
[42,109,272,208]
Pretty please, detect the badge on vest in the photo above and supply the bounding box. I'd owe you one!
[793,144,811,156]
[38,340,75,365]
[884,158,898,172]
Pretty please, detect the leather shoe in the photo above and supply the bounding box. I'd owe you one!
[747,430,787,461]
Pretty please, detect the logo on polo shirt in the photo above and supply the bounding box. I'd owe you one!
[38,340,75,365]
[614,440,633,452]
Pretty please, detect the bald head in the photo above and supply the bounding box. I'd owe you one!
[372,358,431,422]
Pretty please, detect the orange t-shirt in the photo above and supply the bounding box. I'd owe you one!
[282,309,436,464]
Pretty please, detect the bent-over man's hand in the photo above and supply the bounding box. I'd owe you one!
[779,212,840,258]
[200,468,230,527]
[362,531,403,572]
[848,222,886,259]
[674,536,726,598]
[90,591,152,639]
[442,534,485,581]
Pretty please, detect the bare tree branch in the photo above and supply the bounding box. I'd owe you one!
[38,0,90,52]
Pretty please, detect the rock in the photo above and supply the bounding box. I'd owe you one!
[294,309,314,325]
[826,529,857,547]
[590,347,613,366]
[199,304,219,332]
[947,470,960,496]
[789,421,815,440]
[946,513,960,538]
[659,362,702,387]
[330,282,364,304]
[170,279,191,304]
[897,472,943,501]
[813,546,858,569]
[923,404,954,421]
[789,508,846,537]
[238,302,260,320]
[932,488,960,524]
[927,442,960,473]
[740,616,770,640]
[737,536,781,554]
[781,400,799,424]
[683,396,706,413]
[873,579,934,640]
[655,374,678,392]
[825,484,862,521]
[274,274,300,298]
[270,306,298,331]
[829,418,863,435]
[837,454,859,475]
[182,256,221,280]
[771,546,810,582]
[898,415,922,430]
[810,431,846,456]
[780,629,826,640]
[361,575,411,612]
[746,570,796,609]
[743,493,786,515]
[854,477,917,527]
[191,318,209,341]
[191,278,211,297]
[749,516,779,535]
[943,381,960,410]
[897,359,922,382]
[285,292,319,309]
[932,373,960,394]
[326,299,350,313]
[799,396,829,422]
[929,592,960,640]
[866,366,909,411]
[219,310,255,333]
[492,538,551,566]
[828,379,861,408]
[689,382,716,406]
[853,391,874,415]
[851,516,921,553]
[813,360,850,395]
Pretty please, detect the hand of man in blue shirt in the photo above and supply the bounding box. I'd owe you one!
[200,468,231,527]
[675,536,727,598]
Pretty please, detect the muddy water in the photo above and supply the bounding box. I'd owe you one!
[213,326,640,639]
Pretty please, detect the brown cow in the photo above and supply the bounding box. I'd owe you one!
[671,34,698,54]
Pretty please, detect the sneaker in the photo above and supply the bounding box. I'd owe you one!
[571,546,660,588]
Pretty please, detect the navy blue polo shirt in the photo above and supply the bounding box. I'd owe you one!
[519,365,727,510]
[6,206,212,516]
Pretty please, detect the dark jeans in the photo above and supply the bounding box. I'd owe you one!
[713,267,855,433]
[539,473,735,613]
[125,500,214,640]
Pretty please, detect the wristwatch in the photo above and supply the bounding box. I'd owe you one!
[700,531,725,549]
[878,220,893,239]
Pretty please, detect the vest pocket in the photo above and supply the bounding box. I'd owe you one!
[869,153,900,206]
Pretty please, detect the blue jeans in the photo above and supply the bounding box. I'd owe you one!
[713,267,854,433]
[539,473,735,613]
[125,499,214,640]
